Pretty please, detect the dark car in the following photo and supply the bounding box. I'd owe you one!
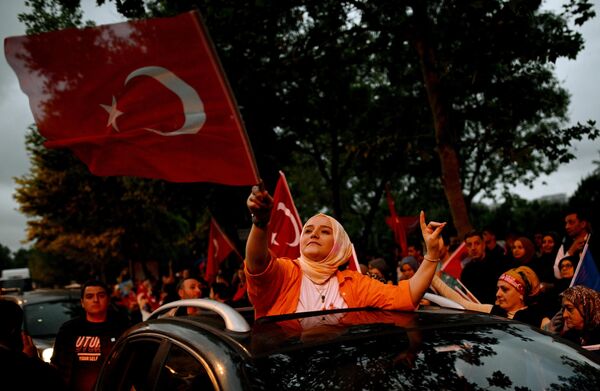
[95,297,600,390]
[2,288,82,361]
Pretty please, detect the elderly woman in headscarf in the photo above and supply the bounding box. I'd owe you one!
[431,266,546,327]
[245,185,446,319]
[549,285,600,347]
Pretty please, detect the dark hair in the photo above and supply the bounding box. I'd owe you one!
[542,231,559,242]
[368,258,389,273]
[81,280,110,299]
[211,282,230,300]
[558,255,578,270]
[482,226,496,236]
[406,238,423,253]
[565,207,590,223]
[463,229,483,242]
[176,277,200,291]
[0,299,23,349]
[517,271,533,297]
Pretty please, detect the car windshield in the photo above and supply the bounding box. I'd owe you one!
[23,299,81,337]
[246,311,600,390]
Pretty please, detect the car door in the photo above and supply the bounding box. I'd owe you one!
[95,335,219,391]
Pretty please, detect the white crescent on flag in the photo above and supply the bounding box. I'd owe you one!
[271,201,301,247]
[125,66,206,136]
[100,66,207,136]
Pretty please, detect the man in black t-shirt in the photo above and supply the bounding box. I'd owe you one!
[51,280,130,391]
[460,230,502,304]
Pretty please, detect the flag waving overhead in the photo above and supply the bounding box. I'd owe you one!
[5,11,259,184]
[268,171,303,259]
[206,218,242,284]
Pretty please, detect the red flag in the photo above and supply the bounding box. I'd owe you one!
[5,11,259,184]
[441,242,468,280]
[206,218,241,284]
[268,171,303,259]
[385,185,409,257]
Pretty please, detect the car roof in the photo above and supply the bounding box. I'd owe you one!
[132,301,528,359]
[102,299,600,390]
[1,288,81,306]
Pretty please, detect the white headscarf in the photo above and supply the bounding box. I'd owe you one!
[298,213,353,284]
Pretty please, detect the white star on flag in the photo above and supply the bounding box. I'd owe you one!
[100,96,123,131]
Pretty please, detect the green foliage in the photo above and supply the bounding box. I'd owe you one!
[18,0,95,34]
[569,154,600,231]
[15,127,217,281]
[471,196,565,241]
[12,0,598,276]
[0,244,13,271]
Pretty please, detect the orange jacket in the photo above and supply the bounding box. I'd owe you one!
[246,253,415,319]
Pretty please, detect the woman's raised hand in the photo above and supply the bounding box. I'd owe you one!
[247,181,273,227]
[419,211,446,260]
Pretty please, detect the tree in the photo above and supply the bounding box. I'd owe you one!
[356,0,598,238]
[0,244,12,271]
[569,151,600,230]
[13,0,599,269]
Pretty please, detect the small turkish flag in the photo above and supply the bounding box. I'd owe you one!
[441,242,468,280]
[268,171,303,259]
[385,185,419,258]
[206,217,241,284]
[5,11,259,184]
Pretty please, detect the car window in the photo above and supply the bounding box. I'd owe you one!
[23,299,81,337]
[97,339,161,391]
[156,343,216,391]
[98,338,216,391]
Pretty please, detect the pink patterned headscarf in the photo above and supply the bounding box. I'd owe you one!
[298,213,353,284]
[561,285,600,331]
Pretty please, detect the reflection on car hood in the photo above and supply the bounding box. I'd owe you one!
[236,308,600,390]
[104,305,600,391]
[248,308,502,357]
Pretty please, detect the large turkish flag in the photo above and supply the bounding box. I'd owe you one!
[5,11,259,184]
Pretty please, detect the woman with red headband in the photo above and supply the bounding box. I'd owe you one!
[432,266,546,327]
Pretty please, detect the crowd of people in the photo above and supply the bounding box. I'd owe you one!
[0,260,251,390]
[110,261,251,323]
[1,186,597,390]
[391,208,599,348]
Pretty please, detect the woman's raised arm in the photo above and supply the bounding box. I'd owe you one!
[245,184,274,274]
[408,211,446,306]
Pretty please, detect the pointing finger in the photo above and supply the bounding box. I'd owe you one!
[419,210,426,231]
